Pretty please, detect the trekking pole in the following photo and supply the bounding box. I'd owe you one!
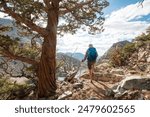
[77,61,85,80]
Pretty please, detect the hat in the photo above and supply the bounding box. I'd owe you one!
[89,44,93,47]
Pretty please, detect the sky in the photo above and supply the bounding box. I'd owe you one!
[57,0,150,56]
[0,0,150,57]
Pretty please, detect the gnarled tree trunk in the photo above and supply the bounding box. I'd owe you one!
[37,1,59,98]
[37,38,57,97]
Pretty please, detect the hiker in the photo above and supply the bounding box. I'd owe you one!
[82,44,98,83]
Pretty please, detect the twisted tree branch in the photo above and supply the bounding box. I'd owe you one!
[1,1,48,37]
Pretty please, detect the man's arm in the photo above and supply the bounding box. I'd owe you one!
[82,50,88,62]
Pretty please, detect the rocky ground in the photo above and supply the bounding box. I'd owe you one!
[56,61,150,100]
[1,60,150,100]
[1,37,150,100]
[0,63,150,100]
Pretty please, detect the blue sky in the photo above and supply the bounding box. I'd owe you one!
[104,0,150,22]
[0,0,150,56]
[104,0,142,15]
[57,0,150,56]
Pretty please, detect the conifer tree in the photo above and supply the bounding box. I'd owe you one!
[0,0,109,98]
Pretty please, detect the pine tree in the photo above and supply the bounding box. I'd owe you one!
[0,0,109,98]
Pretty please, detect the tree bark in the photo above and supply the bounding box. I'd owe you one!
[37,1,59,98]
[37,38,57,97]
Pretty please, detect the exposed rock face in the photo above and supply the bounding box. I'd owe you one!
[109,75,150,99]
[98,40,130,62]
[121,75,150,90]
[95,35,150,99]
[0,58,34,78]
[36,36,150,99]
[128,43,150,73]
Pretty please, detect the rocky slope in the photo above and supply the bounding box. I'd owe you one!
[98,40,130,63]
[1,33,150,100]
[56,34,150,100]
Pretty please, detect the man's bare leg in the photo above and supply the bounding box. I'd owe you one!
[91,64,95,82]
[90,64,94,83]
[89,69,93,83]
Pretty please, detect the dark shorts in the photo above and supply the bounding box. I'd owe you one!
[87,61,96,70]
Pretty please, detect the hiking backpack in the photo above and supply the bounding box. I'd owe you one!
[87,47,98,61]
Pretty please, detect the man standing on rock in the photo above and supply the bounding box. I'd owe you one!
[82,44,98,83]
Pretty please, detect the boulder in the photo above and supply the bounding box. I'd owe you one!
[73,82,83,89]
[121,75,150,90]
[147,55,150,63]
[7,77,30,85]
[112,75,150,94]
[96,62,111,70]
[110,68,124,75]
[111,74,124,82]
[114,90,144,100]
[105,88,115,96]
[127,69,139,75]
[58,91,72,100]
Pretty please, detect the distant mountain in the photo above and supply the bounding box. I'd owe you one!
[0,18,20,38]
[56,52,82,78]
[0,17,38,43]
[56,52,80,67]
[65,52,84,61]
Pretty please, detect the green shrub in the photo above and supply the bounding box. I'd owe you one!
[135,33,150,42]
[110,48,124,67]
[122,43,136,59]
[0,77,28,95]
[110,43,137,67]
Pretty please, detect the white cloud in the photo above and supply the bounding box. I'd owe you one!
[104,0,150,35]
[58,0,150,56]
[106,0,150,22]
[1,1,150,57]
